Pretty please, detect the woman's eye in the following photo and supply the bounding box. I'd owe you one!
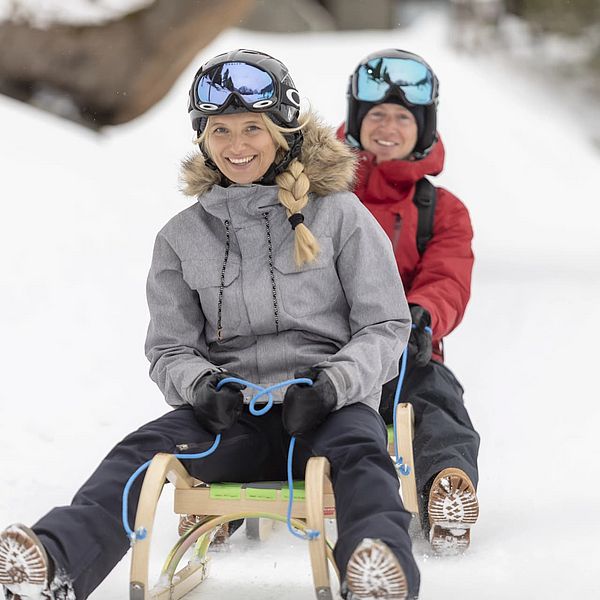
[213,127,228,135]
[246,125,260,132]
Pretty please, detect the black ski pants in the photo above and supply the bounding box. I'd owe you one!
[379,359,480,525]
[32,403,420,599]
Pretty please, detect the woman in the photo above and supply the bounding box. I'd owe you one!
[339,49,481,555]
[0,50,419,600]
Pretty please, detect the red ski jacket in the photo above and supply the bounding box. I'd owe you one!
[336,125,474,362]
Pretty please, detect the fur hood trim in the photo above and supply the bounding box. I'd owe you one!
[179,111,357,198]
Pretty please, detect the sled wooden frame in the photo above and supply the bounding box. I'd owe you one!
[129,403,417,600]
[389,403,419,516]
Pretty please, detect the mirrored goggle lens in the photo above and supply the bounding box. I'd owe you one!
[196,62,276,107]
[355,57,434,105]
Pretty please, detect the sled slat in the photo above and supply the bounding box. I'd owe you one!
[174,485,335,518]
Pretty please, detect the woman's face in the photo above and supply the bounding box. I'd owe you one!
[359,103,418,163]
[206,113,277,184]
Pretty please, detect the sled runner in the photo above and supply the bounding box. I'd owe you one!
[129,403,417,600]
[389,403,419,516]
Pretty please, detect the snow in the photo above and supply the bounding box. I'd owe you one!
[1,6,599,600]
[0,0,154,26]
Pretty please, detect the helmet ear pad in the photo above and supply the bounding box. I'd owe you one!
[418,103,437,156]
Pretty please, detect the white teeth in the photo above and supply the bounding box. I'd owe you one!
[376,140,397,147]
[228,156,254,165]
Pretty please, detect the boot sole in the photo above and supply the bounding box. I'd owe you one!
[428,468,479,556]
[0,524,48,595]
[345,538,408,599]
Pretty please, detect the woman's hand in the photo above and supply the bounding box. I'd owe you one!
[189,371,245,434]
[282,367,337,436]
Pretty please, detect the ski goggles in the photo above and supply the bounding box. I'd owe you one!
[352,56,437,106]
[193,61,297,113]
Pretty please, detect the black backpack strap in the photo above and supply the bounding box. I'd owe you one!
[413,178,437,256]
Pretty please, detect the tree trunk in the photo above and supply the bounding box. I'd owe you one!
[0,0,255,129]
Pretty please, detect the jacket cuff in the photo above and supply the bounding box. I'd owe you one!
[319,366,348,411]
[184,367,222,404]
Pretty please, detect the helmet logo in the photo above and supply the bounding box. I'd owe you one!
[286,89,301,108]
[252,99,275,109]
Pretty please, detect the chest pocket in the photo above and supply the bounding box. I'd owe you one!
[181,258,241,334]
[272,236,339,318]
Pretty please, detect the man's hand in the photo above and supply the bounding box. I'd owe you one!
[408,305,433,367]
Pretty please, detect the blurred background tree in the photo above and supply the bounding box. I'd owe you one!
[505,0,600,78]
[505,0,600,36]
[0,0,598,129]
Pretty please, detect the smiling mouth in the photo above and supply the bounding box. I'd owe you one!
[375,139,398,147]
[226,155,257,166]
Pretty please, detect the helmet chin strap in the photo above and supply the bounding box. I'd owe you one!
[411,132,438,161]
[259,130,304,185]
[196,133,220,172]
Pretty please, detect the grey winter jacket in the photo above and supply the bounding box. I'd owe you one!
[145,116,411,412]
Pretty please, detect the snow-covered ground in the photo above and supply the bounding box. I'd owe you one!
[1,8,599,600]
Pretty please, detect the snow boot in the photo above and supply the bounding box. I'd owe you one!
[343,538,408,600]
[0,524,74,600]
[427,467,479,556]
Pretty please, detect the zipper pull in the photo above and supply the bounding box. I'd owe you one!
[392,214,403,251]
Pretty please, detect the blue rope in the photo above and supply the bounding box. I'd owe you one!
[121,435,222,543]
[224,377,318,540]
[121,377,317,543]
[124,324,434,542]
[392,349,410,476]
[286,437,320,540]
[392,324,433,477]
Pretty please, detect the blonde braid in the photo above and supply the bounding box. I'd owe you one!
[275,159,319,267]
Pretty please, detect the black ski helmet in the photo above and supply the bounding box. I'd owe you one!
[188,49,301,137]
[345,49,440,159]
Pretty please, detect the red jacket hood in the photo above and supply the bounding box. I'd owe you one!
[336,123,445,207]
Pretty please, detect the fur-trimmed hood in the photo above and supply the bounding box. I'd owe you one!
[179,112,357,198]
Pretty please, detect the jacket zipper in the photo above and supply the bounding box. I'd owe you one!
[392,214,403,251]
[257,203,281,210]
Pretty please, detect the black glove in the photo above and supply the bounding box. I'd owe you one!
[282,367,337,437]
[189,371,245,434]
[408,304,433,367]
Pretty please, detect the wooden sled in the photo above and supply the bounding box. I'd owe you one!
[129,403,417,600]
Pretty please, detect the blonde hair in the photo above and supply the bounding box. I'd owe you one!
[199,112,320,267]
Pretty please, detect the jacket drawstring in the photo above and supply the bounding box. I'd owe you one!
[216,214,280,342]
[216,219,230,342]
